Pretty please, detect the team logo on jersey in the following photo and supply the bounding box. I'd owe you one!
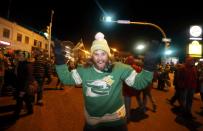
[86,75,114,97]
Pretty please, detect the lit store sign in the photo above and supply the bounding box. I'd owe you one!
[0,40,11,45]
[189,41,202,57]
[190,25,202,40]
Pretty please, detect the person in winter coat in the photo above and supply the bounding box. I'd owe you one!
[13,51,37,119]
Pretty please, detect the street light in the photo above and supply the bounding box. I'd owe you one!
[164,49,172,55]
[111,47,117,52]
[136,44,145,50]
[102,16,171,48]
[110,47,118,57]
[133,41,146,55]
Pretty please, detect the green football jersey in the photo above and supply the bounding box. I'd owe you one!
[56,62,153,126]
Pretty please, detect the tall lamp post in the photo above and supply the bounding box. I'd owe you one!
[103,17,171,48]
[48,10,54,58]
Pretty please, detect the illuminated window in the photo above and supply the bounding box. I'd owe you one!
[25,36,29,44]
[17,33,22,42]
[34,39,37,46]
[38,41,42,48]
[3,28,10,38]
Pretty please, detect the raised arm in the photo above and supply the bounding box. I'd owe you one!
[53,40,81,85]
[125,41,160,90]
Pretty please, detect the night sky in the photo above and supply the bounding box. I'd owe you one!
[0,0,203,59]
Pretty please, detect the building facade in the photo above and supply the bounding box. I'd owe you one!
[0,17,49,55]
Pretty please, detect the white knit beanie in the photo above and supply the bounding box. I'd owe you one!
[91,32,111,56]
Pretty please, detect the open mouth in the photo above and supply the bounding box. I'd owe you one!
[96,61,105,69]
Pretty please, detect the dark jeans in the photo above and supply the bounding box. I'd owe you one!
[14,93,34,116]
[35,77,44,101]
[181,88,195,114]
[157,79,165,90]
[83,123,128,131]
[124,96,131,120]
[44,74,52,84]
[170,87,182,105]
[142,87,156,107]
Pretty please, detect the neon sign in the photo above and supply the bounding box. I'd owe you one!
[0,40,11,45]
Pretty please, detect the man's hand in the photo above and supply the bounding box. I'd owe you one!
[143,40,161,72]
[52,40,66,65]
[143,51,159,72]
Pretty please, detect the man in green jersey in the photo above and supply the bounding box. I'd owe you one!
[54,32,158,131]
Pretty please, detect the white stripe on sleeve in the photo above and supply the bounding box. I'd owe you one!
[125,70,137,86]
[71,69,82,85]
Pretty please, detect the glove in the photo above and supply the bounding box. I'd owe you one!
[52,39,66,65]
[143,51,159,71]
[143,40,161,72]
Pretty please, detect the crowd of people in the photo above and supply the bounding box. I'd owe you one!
[0,49,54,119]
[167,57,203,119]
[0,32,203,131]
[0,47,82,120]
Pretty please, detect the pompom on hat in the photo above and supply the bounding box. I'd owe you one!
[91,32,111,56]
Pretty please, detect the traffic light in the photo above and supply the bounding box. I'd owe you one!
[46,26,50,34]
[162,38,171,48]
[43,26,50,39]
[165,42,170,48]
